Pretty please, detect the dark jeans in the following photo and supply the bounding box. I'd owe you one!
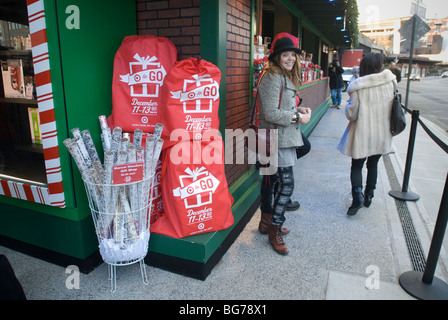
[350,154,382,189]
[260,166,294,225]
[331,88,342,106]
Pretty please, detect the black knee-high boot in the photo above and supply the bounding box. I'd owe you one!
[364,186,374,207]
[347,187,364,216]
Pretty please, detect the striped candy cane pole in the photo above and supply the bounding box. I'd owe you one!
[25,0,65,207]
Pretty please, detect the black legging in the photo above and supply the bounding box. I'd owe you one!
[260,166,294,225]
[259,134,309,225]
[350,154,382,189]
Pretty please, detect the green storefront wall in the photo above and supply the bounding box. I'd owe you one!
[0,0,137,263]
[0,0,264,278]
[0,0,330,279]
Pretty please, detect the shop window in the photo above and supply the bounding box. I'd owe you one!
[0,11,46,185]
[0,0,66,207]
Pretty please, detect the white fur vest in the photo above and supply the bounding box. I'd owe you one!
[338,69,396,159]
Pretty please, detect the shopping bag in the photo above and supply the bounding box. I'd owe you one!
[150,136,234,238]
[109,35,177,133]
[161,57,221,150]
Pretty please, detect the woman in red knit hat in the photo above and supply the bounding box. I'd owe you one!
[256,33,311,254]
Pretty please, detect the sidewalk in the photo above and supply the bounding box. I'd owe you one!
[1,92,447,300]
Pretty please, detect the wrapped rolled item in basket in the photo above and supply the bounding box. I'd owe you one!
[99,115,112,152]
[83,170,153,263]
[64,120,164,264]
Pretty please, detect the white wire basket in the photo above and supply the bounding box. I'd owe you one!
[83,173,154,292]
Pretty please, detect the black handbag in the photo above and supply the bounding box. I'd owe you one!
[390,80,406,136]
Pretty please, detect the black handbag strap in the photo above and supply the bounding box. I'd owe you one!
[392,79,399,95]
[251,73,284,125]
[250,90,259,125]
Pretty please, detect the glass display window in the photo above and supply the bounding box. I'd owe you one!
[0,0,66,207]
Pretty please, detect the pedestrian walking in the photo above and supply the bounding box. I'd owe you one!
[349,66,359,86]
[337,52,396,215]
[329,60,344,109]
[256,33,311,254]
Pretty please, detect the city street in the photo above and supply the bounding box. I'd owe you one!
[397,76,448,133]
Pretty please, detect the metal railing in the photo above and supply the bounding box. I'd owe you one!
[389,102,448,300]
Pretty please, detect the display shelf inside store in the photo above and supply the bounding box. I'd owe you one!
[15,143,43,154]
[0,147,47,186]
[0,50,31,57]
[0,40,44,186]
[0,97,37,104]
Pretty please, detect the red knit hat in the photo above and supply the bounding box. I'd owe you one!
[270,32,300,54]
[269,33,301,61]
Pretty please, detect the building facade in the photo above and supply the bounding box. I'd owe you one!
[0,0,354,279]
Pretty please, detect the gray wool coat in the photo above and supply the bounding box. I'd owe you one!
[257,72,304,149]
[338,69,396,159]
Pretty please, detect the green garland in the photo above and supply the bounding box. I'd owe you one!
[346,0,359,47]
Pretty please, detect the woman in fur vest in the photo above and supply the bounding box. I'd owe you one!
[338,52,397,215]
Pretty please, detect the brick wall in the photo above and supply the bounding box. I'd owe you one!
[136,0,254,187]
[225,0,252,186]
[299,80,330,113]
[136,0,200,60]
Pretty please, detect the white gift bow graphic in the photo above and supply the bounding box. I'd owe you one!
[190,74,212,86]
[133,53,156,68]
[120,54,166,85]
[173,167,220,199]
[171,74,219,102]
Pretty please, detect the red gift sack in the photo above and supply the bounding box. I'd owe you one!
[161,58,221,150]
[148,160,163,224]
[109,35,177,133]
[150,136,234,238]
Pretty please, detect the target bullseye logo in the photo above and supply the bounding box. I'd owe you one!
[187,186,194,194]
[188,92,196,99]
[198,223,204,230]
[141,116,148,123]
[134,74,141,82]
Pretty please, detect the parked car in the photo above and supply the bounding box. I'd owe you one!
[341,67,353,92]
[410,74,420,81]
[441,71,448,78]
